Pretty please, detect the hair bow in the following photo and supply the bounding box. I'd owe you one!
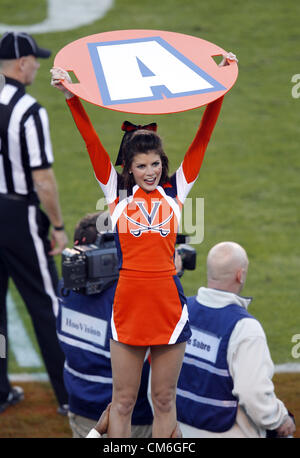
[115,121,157,166]
[121,120,157,133]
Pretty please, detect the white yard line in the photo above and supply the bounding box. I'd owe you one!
[7,292,42,368]
[0,0,114,33]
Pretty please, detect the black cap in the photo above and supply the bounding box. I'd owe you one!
[0,32,51,59]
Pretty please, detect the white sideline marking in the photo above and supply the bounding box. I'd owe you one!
[10,373,49,382]
[0,0,114,34]
[7,293,42,368]
[6,289,300,380]
[274,363,300,373]
[9,364,300,384]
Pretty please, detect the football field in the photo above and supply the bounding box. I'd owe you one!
[1,0,299,390]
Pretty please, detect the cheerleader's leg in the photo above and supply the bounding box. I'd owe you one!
[108,339,148,438]
[150,342,186,438]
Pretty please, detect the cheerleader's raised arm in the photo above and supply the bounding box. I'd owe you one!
[50,67,112,187]
[176,95,224,204]
[179,52,238,187]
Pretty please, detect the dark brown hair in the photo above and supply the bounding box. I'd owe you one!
[73,211,110,244]
[120,129,169,190]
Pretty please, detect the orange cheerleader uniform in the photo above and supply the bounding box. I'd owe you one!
[66,95,224,346]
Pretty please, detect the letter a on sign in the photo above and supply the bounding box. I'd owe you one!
[54,30,238,114]
[87,37,225,105]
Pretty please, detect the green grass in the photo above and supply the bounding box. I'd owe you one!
[0,0,47,25]
[2,0,300,366]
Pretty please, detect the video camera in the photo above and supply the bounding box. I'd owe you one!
[61,232,196,295]
[175,234,197,278]
[61,232,119,296]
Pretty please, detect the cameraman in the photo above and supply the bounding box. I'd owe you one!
[56,212,153,438]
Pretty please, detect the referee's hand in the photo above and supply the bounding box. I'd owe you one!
[49,228,68,256]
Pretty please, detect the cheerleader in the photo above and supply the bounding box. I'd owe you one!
[51,52,236,437]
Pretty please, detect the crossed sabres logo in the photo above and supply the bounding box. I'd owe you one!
[124,201,173,237]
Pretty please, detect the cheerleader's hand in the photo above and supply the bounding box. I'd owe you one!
[50,67,74,99]
[94,402,112,435]
[171,422,183,438]
[218,52,238,67]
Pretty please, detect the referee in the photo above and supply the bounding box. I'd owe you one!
[0,32,68,414]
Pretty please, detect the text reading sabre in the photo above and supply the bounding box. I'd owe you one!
[188,337,211,352]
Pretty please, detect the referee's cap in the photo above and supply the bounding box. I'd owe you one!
[0,32,51,59]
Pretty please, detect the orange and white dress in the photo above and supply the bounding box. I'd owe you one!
[66,95,224,346]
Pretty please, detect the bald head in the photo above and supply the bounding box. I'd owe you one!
[0,55,40,86]
[0,59,14,72]
[207,242,249,294]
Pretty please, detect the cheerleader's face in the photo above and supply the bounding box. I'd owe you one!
[130,151,162,192]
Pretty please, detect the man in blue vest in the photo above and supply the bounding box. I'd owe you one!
[176,241,295,438]
[56,211,153,438]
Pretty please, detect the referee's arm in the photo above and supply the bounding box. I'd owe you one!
[32,167,68,255]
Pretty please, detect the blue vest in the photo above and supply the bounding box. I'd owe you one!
[176,296,254,432]
[56,281,153,424]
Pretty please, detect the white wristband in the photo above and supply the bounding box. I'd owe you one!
[86,428,101,438]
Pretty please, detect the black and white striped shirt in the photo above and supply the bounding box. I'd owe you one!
[0,77,53,197]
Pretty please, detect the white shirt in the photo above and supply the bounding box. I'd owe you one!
[179,287,288,438]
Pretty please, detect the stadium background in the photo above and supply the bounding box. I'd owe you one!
[0,0,299,438]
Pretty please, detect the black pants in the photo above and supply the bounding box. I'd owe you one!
[0,196,68,405]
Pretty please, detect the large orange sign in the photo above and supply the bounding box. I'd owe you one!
[54,30,238,114]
